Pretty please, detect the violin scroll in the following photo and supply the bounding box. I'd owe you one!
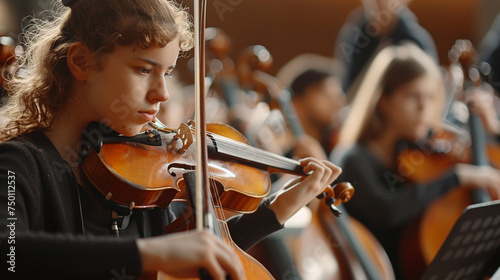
[317,182,355,217]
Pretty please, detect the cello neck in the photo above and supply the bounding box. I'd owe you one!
[276,88,306,137]
[326,205,386,280]
[252,69,306,138]
[468,112,492,203]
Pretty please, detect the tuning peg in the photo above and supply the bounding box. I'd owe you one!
[325,197,342,217]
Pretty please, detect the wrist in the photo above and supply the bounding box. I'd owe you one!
[136,239,157,272]
[266,196,287,225]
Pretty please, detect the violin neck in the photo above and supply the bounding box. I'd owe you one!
[208,133,306,176]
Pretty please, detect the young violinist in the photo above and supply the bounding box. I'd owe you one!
[333,43,500,279]
[0,0,341,279]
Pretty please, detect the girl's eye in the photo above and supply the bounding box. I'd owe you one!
[164,72,173,78]
[140,68,152,75]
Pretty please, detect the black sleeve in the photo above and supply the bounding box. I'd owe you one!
[0,234,142,280]
[226,199,283,251]
[0,142,143,279]
[341,153,460,230]
[390,10,438,61]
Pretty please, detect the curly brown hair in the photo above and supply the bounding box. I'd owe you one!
[0,0,193,141]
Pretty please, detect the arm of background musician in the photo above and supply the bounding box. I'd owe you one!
[339,150,460,230]
[465,86,500,137]
[454,164,500,199]
[0,142,143,279]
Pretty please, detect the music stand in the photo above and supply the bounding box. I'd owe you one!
[422,200,500,280]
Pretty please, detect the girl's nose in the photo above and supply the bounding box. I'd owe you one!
[148,77,169,103]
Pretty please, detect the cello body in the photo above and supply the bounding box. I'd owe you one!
[398,128,500,279]
[292,202,395,280]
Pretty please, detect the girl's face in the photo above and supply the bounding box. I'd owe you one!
[83,38,180,136]
[379,74,438,141]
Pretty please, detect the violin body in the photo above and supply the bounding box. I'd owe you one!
[81,122,271,212]
[81,122,276,280]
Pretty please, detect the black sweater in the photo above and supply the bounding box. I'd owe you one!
[337,144,460,278]
[0,131,282,279]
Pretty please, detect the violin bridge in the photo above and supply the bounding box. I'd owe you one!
[172,122,194,154]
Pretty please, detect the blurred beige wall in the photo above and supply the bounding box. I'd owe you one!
[2,0,500,82]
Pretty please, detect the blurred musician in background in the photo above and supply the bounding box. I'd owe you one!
[290,69,346,157]
[335,0,438,93]
[333,43,500,279]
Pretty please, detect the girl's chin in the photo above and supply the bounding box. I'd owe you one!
[113,124,145,136]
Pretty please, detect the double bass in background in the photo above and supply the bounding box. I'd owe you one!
[398,39,500,279]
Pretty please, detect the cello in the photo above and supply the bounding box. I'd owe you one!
[398,39,500,279]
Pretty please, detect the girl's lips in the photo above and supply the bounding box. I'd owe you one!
[138,111,157,121]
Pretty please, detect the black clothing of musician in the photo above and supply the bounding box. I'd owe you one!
[0,130,282,279]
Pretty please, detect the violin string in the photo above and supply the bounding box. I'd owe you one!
[208,174,236,250]
[206,131,301,170]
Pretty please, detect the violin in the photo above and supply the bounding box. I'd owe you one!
[79,120,351,213]
[78,119,354,279]
[398,39,500,279]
